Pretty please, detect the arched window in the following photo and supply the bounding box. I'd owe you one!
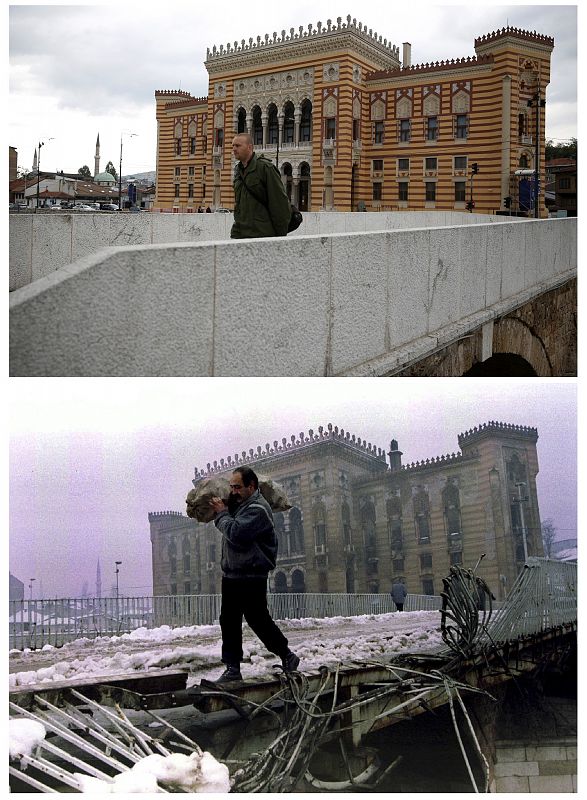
[283,101,295,142]
[182,535,191,573]
[289,506,304,553]
[274,572,288,593]
[291,569,305,593]
[267,104,278,144]
[386,495,403,549]
[519,154,529,168]
[360,498,377,553]
[342,501,352,545]
[312,502,327,547]
[300,100,312,142]
[237,107,247,134]
[413,489,431,543]
[252,106,263,145]
[442,480,462,537]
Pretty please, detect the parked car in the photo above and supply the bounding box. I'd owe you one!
[76,204,96,211]
[100,203,119,211]
[214,207,231,213]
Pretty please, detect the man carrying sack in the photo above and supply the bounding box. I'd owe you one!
[209,466,300,683]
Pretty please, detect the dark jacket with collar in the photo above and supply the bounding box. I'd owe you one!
[231,152,291,239]
[214,489,278,578]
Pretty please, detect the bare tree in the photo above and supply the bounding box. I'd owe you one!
[541,518,556,558]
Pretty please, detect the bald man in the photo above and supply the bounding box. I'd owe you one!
[230,133,291,238]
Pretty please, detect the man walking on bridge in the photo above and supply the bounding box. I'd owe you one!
[230,133,291,239]
[209,466,300,683]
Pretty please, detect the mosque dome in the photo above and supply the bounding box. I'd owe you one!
[94,171,117,185]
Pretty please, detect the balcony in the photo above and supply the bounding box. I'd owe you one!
[322,139,336,166]
[520,135,533,145]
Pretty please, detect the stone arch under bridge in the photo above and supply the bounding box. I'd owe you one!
[392,278,576,377]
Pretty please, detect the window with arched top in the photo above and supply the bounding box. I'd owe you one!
[361,497,377,552]
[291,569,306,593]
[267,103,278,144]
[283,101,295,142]
[252,105,263,145]
[300,100,312,142]
[274,571,288,593]
[386,496,403,549]
[442,480,462,536]
[237,107,247,134]
[312,502,327,547]
[342,501,352,546]
[413,489,431,543]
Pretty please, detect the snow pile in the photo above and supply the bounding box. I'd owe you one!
[9,611,445,690]
[9,718,46,759]
[74,751,230,793]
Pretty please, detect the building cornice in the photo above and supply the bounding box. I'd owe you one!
[366,54,494,85]
[193,424,388,485]
[205,16,400,76]
[458,421,538,448]
[474,26,554,52]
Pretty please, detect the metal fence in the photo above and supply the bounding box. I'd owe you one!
[487,557,577,642]
[8,592,441,651]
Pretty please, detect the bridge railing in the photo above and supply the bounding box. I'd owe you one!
[487,557,577,642]
[8,591,441,651]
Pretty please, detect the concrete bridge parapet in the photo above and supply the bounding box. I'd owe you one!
[9,217,576,377]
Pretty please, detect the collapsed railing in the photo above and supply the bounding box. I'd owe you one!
[8,558,576,793]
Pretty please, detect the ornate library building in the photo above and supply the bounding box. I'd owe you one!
[149,421,544,599]
[154,17,553,215]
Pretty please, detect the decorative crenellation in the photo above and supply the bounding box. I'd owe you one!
[194,423,387,480]
[148,511,185,520]
[401,449,478,471]
[474,26,554,48]
[458,421,538,446]
[366,53,494,81]
[206,16,398,60]
[155,89,196,98]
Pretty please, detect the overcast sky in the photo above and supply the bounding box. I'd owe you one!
[8,378,577,598]
[8,3,577,176]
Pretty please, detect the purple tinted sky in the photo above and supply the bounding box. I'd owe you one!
[9,378,576,598]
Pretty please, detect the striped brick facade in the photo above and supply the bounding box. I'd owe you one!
[155,19,553,216]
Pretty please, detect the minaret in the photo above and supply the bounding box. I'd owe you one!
[94,133,100,178]
[32,147,38,173]
[96,560,102,599]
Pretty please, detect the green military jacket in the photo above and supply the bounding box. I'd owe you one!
[231,153,291,239]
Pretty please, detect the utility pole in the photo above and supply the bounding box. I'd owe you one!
[115,561,122,599]
[515,482,529,562]
[527,86,545,218]
[467,162,479,212]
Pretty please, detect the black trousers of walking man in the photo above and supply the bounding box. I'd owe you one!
[220,576,289,665]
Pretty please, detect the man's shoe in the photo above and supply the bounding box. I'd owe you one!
[213,665,242,684]
[282,651,300,673]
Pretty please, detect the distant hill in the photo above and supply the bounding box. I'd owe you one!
[123,170,156,183]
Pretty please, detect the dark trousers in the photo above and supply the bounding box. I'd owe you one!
[220,576,289,666]
[394,603,404,612]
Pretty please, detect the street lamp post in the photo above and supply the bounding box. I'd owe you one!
[35,138,54,211]
[119,132,138,210]
[527,86,545,219]
[115,561,122,599]
[29,577,36,600]
[515,482,529,562]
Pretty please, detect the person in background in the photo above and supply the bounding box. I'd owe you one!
[209,466,300,683]
[391,580,408,612]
